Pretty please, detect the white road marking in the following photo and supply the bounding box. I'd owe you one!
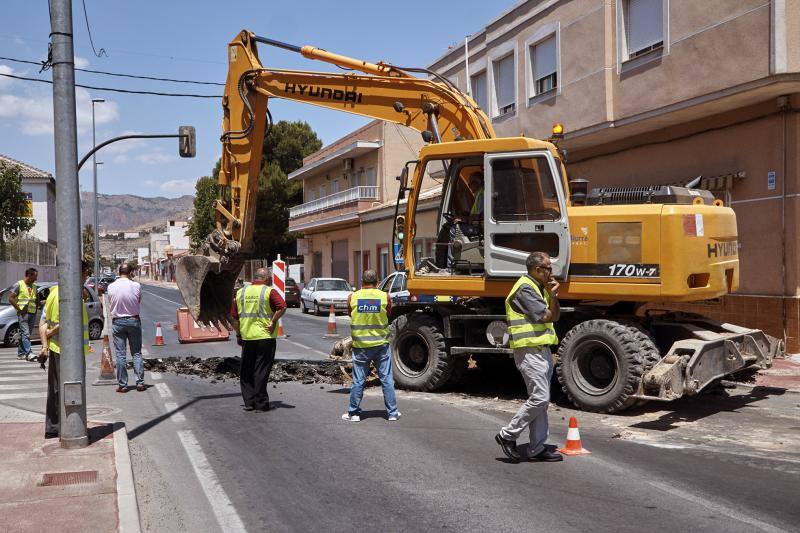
[155,382,173,398]
[141,287,182,306]
[177,430,247,533]
[2,369,49,375]
[149,371,163,380]
[287,340,312,350]
[0,384,47,391]
[0,392,47,400]
[0,375,46,382]
[163,401,186,422]
[1,364,41,370]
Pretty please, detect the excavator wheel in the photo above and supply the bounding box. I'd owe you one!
[390,313,455,391]
[556,319,659,413]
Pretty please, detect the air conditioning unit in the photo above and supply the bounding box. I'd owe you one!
[343,158,354,171]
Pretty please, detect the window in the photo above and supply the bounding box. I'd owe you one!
[331,180,339,194]
[378,245,389,280]
[379,273,393,292]
[624,0,663,58]
[319,184,326,198]
[470,71,487,111]
[491,53,515,118]
[307,188,315,201]
[392,273,407,292]
[531,35,557,96]
[364,167,377,187]
[491,156,561,222]
[413,240,425,265]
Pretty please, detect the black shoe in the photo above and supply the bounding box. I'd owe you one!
[243,406,255,411]
[495,433,520,462]
[44,432,58,439]
[528,449,563,462]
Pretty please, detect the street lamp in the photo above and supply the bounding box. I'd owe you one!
[91,98,104,279]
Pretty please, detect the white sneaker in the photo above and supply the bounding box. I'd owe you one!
[341,413,360,422]
[26,353,38,362]
[388,412,402,421]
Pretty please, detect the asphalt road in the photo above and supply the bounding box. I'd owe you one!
[139,282,346,360]
[1,282,798,531]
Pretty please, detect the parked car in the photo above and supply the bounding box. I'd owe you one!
[85,275,116,294]
[300,277,353,315]
[284,278,301,307]
[378,272,457,305]
[0,282,104,346]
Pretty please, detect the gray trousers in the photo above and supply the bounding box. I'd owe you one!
[500,346,553,457]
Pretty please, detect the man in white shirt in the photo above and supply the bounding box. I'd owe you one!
[107,264,145,392]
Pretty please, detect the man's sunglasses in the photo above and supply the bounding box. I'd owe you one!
[537,265,552,272]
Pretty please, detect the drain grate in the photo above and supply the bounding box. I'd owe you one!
[39,470,98,486]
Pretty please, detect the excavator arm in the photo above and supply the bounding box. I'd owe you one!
[177,30,494,325]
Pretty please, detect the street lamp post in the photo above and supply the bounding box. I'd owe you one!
[91,98,104,279]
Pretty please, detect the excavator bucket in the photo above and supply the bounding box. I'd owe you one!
[175,255,241,329]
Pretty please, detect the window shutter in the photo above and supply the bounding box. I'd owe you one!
[626,0,663,54]
[493,54,515,109]
[533,35,557,81]
[470,71,487,110]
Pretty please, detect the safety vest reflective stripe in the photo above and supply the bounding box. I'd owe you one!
[470,189,484,215]
[236,284,276,340]
[16,280,37,312]
[505,275,558,349]
[350,288,390,348]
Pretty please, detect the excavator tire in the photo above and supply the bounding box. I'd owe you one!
[391,313,454,391]
[556,319,659,413]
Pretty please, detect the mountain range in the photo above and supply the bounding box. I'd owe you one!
[79,192,194,232]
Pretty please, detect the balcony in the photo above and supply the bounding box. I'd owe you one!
[288,186,380,232]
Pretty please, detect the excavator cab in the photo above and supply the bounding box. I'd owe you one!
[404,139,571,293]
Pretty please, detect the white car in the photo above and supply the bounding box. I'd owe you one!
[300,277,353,315]
[378,272,410,305]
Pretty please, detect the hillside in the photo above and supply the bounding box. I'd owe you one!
[80,192,194,232]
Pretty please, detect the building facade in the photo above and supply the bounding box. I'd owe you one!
[288,120,441,285]
[0,154,57,246]
[428,0,800,349]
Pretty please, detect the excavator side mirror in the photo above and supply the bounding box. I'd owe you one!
[396,167,409,199]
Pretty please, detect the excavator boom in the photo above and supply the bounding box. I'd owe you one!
[177,30,494,325]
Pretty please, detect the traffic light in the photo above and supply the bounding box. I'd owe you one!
[179,126,196,158]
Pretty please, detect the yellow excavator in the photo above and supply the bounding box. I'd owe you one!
[177,30,781,412]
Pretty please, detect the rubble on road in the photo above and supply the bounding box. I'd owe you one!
[143,357,348,385]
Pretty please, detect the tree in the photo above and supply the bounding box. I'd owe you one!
[186,176,219,250]
[0,162,36,260]
[253,121,321,257]
[82,224,95,272]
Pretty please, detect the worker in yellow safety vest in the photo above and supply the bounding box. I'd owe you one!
[9,267,39,361]
[39,262,90,439]
[232,267,286,412]
[495,251,562,463]
[341,269,400,423]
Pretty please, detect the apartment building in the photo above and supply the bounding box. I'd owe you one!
[288,120,441,284]
[429,0,800,348]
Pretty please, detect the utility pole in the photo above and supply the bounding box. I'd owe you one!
[92,98,105,280]
[50,0,88,449]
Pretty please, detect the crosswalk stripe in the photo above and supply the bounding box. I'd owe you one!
[0,392,48,400]
[0,364,41,370]
[0,376,46,382]
[2,369,50,375]
[0,384,48,391]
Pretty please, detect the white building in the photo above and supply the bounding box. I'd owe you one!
[0,154,56,246]
[166,219,190,251]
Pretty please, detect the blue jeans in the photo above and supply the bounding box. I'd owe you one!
[112,317,144,387]
[348,344,398,417]
[17,312,36,357]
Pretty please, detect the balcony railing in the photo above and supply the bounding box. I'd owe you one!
[289,186,379,219]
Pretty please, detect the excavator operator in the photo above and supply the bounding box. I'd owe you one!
[446,170,485,270]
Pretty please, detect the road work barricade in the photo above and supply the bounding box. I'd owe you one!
[176,307,230,344]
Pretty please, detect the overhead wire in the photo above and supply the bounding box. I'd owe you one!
[0,56,224,86]
[0,72,220,98]
[81,0,108,58]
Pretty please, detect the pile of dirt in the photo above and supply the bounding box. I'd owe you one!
[144,357,347,385]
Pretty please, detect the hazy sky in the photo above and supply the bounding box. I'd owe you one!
[0,1,515,198]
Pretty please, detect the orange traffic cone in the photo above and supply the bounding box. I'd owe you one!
[276,318,287,339]
[323,304,341,339]
[93,334,117,386]
[558,416,591,456]
[153,323,165,346]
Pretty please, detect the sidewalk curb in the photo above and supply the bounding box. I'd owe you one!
[112,421,142,533]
